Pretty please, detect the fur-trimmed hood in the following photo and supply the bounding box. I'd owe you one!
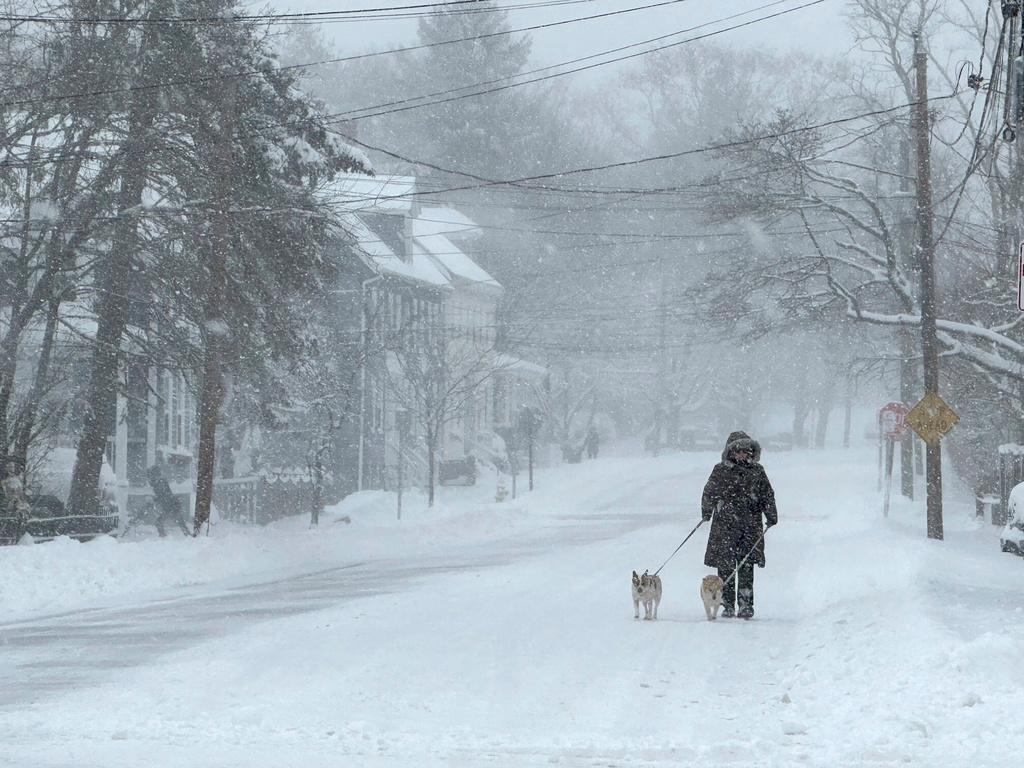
[722,430,761,463]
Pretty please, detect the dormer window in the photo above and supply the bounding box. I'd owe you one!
[361,212,406,260]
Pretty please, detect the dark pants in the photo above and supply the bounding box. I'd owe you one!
[717,562,754,614]
[155,505,191,537]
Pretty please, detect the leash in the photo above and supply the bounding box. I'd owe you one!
[653,518,705,577]
[722,527,770,587]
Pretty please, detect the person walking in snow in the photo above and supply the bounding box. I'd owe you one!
[584,426,600,459]
[701,431,778,619]
[2,460,30,540]
[147,464,191,537]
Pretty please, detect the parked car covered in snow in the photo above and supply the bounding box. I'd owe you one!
[0,491,118,545]
[1000,481,1024,556]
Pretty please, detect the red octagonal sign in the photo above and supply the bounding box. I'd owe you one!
[879,401,910,439]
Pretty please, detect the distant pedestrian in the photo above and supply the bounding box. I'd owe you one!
[3,460,26,506]
[2,460,30,539]
[584,426,600,459]
[147,464,191,537]
[701,431,778,619]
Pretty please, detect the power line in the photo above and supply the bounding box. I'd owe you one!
[333,204,853,240]
[0,95,955,243]
[334,115,915,202]
[0,0,698,107]
[0,198,852,242]
[2,1,823,135]
[263,0,597,23]
[0,79,957,253]
[410,187,924,210]
[0,0,832,178]
[0,0,592,25]
[331,0,825,122]
[319,93,956,202]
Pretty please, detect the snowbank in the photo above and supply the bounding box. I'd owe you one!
[0,452,685,622]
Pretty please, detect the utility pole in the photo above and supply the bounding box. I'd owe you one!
[657,250,668,450]
[1003,1,1022,144]
[913,33,944,540]
[896,136,917,500]
[1003,1,1024,450]
[1003,1,1024,284]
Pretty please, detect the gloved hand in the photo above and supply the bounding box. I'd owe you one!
[702,511,712,522]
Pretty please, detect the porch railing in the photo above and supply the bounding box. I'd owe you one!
[212,472,317,525]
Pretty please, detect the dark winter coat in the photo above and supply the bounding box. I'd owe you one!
[147,468,179,517]
[701,431,778,569]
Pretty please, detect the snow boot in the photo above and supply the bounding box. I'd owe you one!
[721,604,736,619]
[738,588,754,620]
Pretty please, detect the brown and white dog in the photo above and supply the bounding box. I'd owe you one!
[632,570,662,620]
[700,574,725,621]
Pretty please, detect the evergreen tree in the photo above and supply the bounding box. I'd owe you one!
[153,6,368,532]
[64,0,368,520]
[411,1,532,177]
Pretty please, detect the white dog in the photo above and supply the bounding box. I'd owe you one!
[700,574,725,621]
[632,570,662,620]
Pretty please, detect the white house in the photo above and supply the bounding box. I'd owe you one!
[81,171,548,519]
[329,172,546,489]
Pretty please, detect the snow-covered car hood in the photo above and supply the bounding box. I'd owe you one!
[1006,482,1024,529]
[1002,523,1024,545]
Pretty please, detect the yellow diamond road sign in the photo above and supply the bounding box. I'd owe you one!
[905,392,959,444]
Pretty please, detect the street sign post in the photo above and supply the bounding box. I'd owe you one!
[878,402,909,518]
[518,407,542,492]
[879,401,910,439]
[395,409,411,520]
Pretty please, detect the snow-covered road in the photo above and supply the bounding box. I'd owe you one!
[2,447,1023,767]
[0,469,687,713]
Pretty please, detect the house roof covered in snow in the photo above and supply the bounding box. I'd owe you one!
[322,172,416,215]
[415,207,481,238]
[412,235,501,292]
[410,211,499,290]
[341,213,450,289]
[325,174,497,292]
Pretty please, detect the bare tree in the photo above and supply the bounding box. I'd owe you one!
[388,321,508,507]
